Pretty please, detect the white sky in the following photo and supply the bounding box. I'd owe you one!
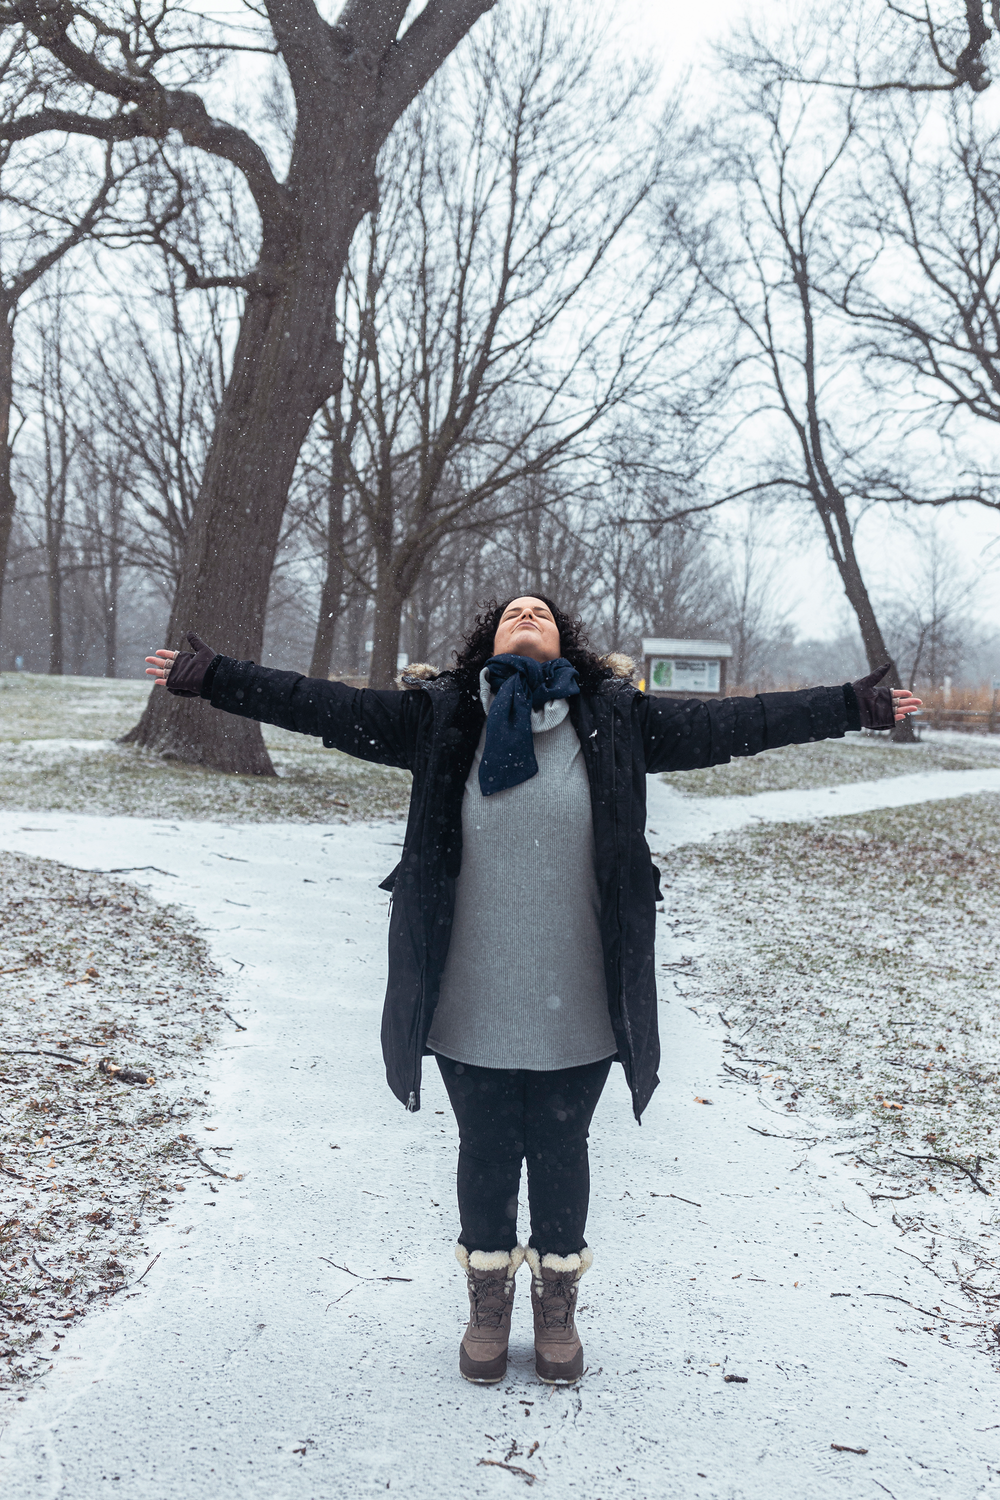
[605,0,1000,656]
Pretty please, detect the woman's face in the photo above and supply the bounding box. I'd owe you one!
[492,597,561,664]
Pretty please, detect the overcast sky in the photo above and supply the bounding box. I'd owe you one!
[605,0,1000,658]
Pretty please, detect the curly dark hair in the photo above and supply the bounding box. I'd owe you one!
[450,595,613,693]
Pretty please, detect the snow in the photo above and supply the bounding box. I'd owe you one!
[1,769,999,1498]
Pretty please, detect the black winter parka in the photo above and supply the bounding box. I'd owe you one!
[205,657,861,1120]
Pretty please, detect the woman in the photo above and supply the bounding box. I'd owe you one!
[146,598,920,1386]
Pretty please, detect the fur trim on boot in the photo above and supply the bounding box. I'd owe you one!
[457,1246,524,1385]
[525,1246,592,1385]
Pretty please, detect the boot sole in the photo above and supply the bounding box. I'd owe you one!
[460,1345,508,1384]
[535,1349,584,1384]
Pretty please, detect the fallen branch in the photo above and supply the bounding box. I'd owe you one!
[194,1148,227,1179]
[94,866,178,877]
[319,1258,412,1282]
[831,1443,868,1455]
[650,1192,702,1207]
[1,1048,85,1065]
[223,1011,247,1031]
[864,1292,978,1326]
[28,1136,98,1155]
[32,1252,58,1281]
[132,1252,161,1288]
[478,1459,537,1485]
[894,1151,990,1196]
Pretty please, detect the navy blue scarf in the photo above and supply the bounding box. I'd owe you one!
[478,654,580,796]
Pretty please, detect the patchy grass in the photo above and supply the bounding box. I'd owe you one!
[0,850,239,1392]
[0,673,412,824]
[654,792,1000,1184]
[666,731,1000,799]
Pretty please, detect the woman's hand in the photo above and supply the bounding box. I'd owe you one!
[144,634,217,696]
[145,649,178,688]
[891,688,922,722]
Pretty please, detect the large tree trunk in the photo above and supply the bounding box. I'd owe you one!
[122,234,345,772]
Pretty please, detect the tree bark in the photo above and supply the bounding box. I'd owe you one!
[105,0,497,768]
[122,241,345,770]
[308,411,347,680]
[368,554,405,690]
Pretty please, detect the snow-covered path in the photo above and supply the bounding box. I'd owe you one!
[2,767,1000,1500]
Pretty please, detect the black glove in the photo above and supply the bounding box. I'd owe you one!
[851,663,895,729]
[165,633,218,698]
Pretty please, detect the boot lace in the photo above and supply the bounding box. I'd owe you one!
[469,1273,509,1330]
[537,1273,578,1331]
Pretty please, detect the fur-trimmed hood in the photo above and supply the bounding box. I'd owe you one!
[398,653,636,689]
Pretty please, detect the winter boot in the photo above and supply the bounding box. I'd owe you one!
[525,1246,592,1384]
[456,1246,524,1384]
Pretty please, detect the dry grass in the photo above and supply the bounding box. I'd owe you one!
[654,792,1000,1175]
[0,673,413,824]
[666,731,1000,799]
[0,850,241,1392]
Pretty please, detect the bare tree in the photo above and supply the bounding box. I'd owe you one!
[731,0,1000,97]
[682,70,907,698]
[720,506,793,686]
[1,0,497,770]
[313,7,667,688]
[883,523,975,688]
[0,34,131,631]
[833,97,1000,512]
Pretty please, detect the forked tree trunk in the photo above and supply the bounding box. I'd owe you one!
[122,236,345,773]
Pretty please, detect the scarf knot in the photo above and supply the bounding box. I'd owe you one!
[478,654,580,796]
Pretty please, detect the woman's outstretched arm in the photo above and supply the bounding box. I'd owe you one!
[145,634,425,771]
[638,665,922,777]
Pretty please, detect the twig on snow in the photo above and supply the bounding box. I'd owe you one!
[223,1011,247,1031]
[831,1443,868,1455]
[2,1048,85,1065]
[94,866,178,877]
[28,1136,98,1155]
[747,1126,820,1141]
[194,1148,227,1178]
[132,1252,161,1287]
[32,1252,58,1281]
[894,1151,991,1195]
[864,1292,978,1325]
[478,1458,537,1484]
[319,1258,412,1282]
[650,1192,702,1207]
[841,1201,877,1229]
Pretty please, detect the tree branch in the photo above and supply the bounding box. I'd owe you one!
[375,0,497,136]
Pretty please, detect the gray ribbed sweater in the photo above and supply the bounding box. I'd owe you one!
[427,686,616,1072]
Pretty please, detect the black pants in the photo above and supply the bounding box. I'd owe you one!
[435,1055,613,1258]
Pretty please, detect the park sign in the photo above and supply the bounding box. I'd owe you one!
[641,639,733,698]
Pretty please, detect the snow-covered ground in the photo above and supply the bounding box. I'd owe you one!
[2,767,1000,1499]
